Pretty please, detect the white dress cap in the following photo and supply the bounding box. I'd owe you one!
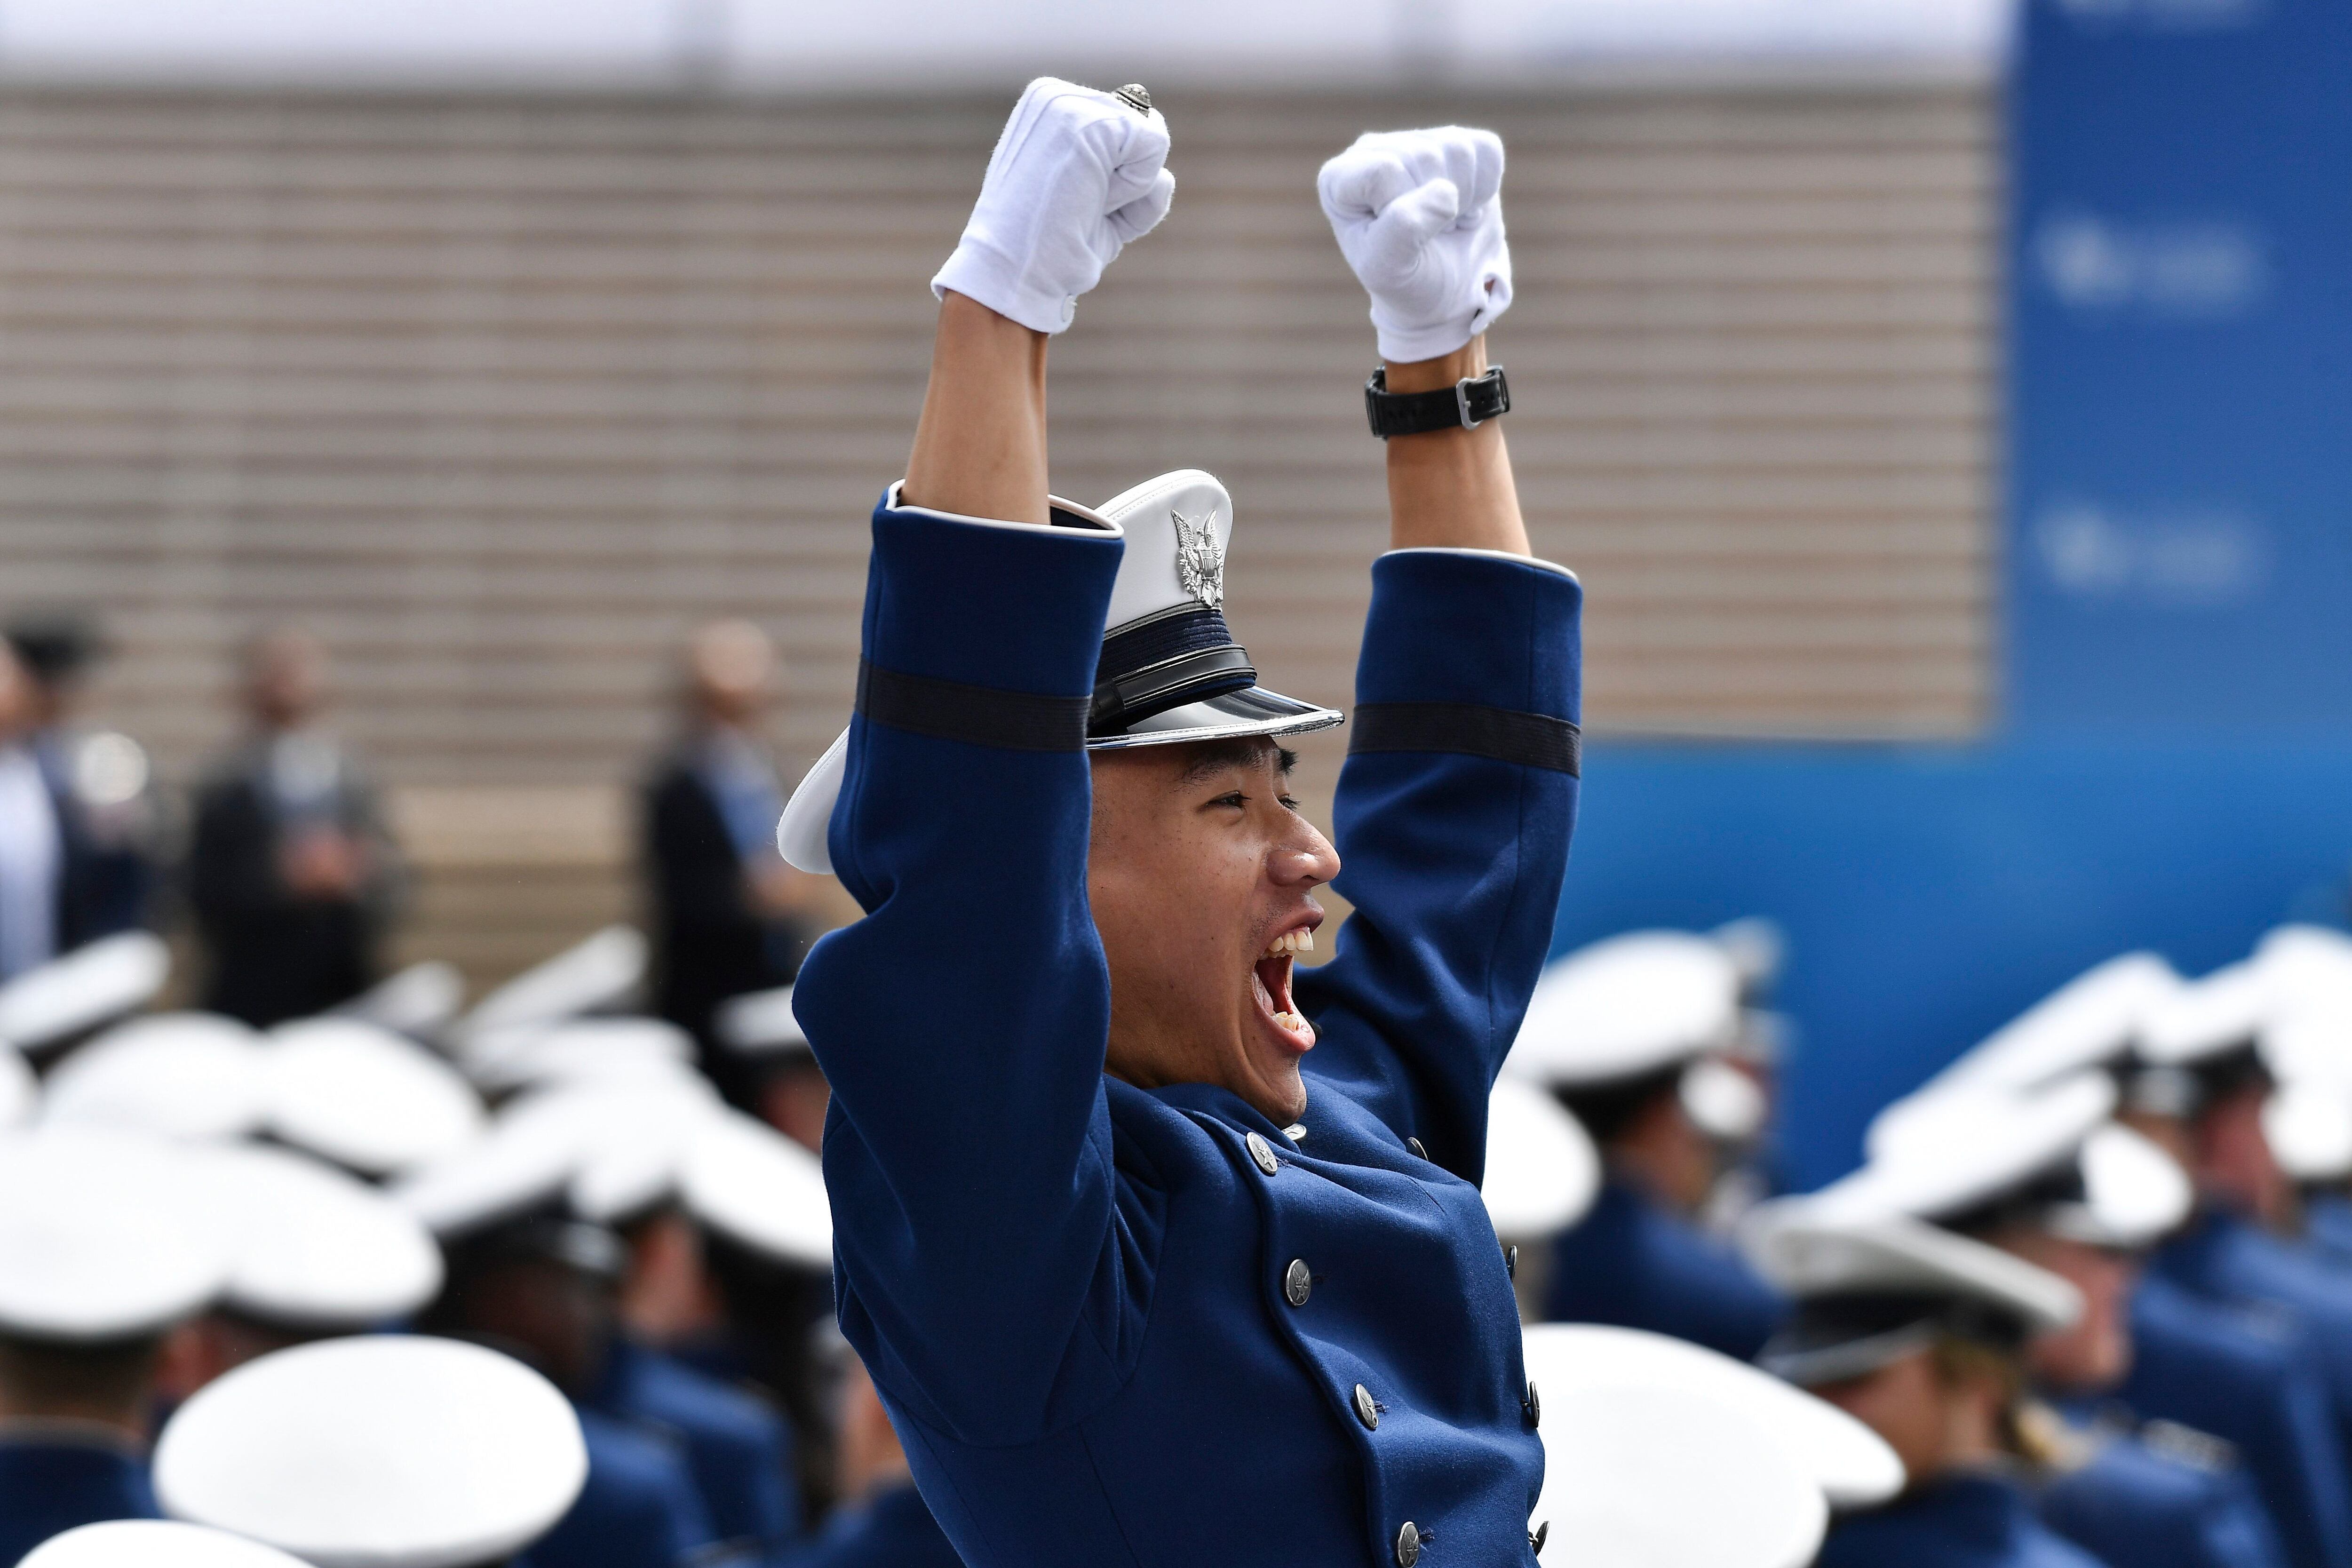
[265,1019,484,1177]
[715,984,809,1059]
[155,1336,589,1568]
[2265,1082,2352,1184]
[679,1111,834,1269]
[453,927,645,1044]
[1529,1380,1826,1568]
[21,1520,312,1568]
[0,1126,231,1340]
[464,1017,699,1095]
[2257,925,2352,1018]
[1501,931,1740,1089]
[2263,1011,2352,1089]
[1743,1207,2081,1330]
[41,1014,270,1142]
[0,931,169,1055]
[569,1086,728,1226]
[0,1042,34,1127]
[1931,952,2181,1095]
[337,961,467,1041]
[2138,960,2276,1067]
[1520,1323,1901,1508]
[194,1144,444,1329]
[1842,1075,2186,1248]
[1480,1077,1600,1239]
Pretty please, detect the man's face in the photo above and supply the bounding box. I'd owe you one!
[1994,1226,2137,1391]
[1089,738,1341,1125]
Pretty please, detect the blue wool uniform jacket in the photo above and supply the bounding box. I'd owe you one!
[2039,1423,2288,1568]
[527,1408,717,1568]
[797,492,1581,1568]
[0,1432,159,1566]
[1818,1474,2111,1568]
[780,1483,963,1568]
[1541,1177,1788,1360]
[584,1338,800,1560]
[2122,1275,2352,1568]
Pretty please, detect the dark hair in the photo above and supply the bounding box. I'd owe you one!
[1556,1062,1687,1146]
[0,1331,162,1411]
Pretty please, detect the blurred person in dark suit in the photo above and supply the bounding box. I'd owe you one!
[3,614,159,958]
[186,628,404,1027]
[643,621,824,1107]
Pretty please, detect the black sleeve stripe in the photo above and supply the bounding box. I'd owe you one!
[856,659,1092,752]
[1347,701,1582,776]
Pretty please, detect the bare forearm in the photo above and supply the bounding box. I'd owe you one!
[1382,336,1529,557]
[903,290,1052,525]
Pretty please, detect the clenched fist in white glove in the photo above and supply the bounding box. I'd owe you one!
[931,78,1176,336]
[1319,127,1512,364]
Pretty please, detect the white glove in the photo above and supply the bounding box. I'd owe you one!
[1318,127,1512,364]
[931,78,1176,335]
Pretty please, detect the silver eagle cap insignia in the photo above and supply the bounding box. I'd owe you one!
[1172,507,1226,611]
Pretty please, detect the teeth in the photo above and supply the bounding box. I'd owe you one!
[1270,1010,1313,1036]
[1260,929,1317,960]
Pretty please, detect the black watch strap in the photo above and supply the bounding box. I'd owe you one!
[1364,365,1510,439]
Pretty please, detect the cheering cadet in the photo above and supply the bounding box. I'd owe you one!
[1506,931,1789,1357]
[0,1130,230,1564]
[777,78,1579,1566]
[1747,1208,2109,1568]
[1830,1074,2289,1568]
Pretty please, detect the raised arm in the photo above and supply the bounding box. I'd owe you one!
[1296,127,1582,1177]
[792,80,1170,1444]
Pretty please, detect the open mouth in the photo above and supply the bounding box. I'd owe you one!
[1252,928,1317,1052]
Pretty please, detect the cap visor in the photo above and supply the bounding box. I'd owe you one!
[1087,685,1341,751]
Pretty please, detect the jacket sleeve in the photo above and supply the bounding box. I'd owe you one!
[1293,547,1582,1183]
[792,486,1131,1449]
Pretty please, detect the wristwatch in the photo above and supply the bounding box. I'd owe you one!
[1363,365,1510,439]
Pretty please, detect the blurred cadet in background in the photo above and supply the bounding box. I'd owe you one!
[780,1353,959,1568]
[0,1131,230,1565]
[187,627,405,1027]
[643,620,824,1108]
[713,984,830,1154]
[1509,931,1788,1359]
[1807,1075,2292,1568]
[1749,1208,2106,1568]
[2,614,158,963]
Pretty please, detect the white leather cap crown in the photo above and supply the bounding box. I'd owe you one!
[778,471,1340,875]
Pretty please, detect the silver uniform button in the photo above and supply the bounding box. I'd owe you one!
[1353,1383,1379,1429]
[1405,1137,1428,1160]
[1246,1131,1279,1176]
[1395,1521,1422,1567]
[1531,1520,1549,1555]
[1283,1258,1312,1307]
[1525,1379,1541,1428]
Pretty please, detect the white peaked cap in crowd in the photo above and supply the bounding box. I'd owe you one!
[41,1013,270,1143]
[465,1017,699,1096]
[0,1043,34,1127]
[336,961,467,1042]
[21,1520,313,1568]
[569,1086,729,1226]
[0,1127,230,1340]
[1481,1077,1601,1239]
[680,1111,834,1269]
[1523,1366,1827,1568]
[2138,960,2274,1067]
[194,1144,444,1329]
[2264,1011,2352,1088]
[1927,952,2181,1096]
[1502,931,1740,1088]
[1522,1324,1902,1509]
[2265,1082,2352,1184]
[394,1076,717,1237]
[1742,1208,2080,1386]
[156,1336,589,1568]
[1848,1074,2188,1248]
[778,470,1346,876]
[264,1018,484,1177]
[715,983,809,1059]
[2258,925,2352,1017]
[0,931,169,1055]
[453,926,646,1043]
